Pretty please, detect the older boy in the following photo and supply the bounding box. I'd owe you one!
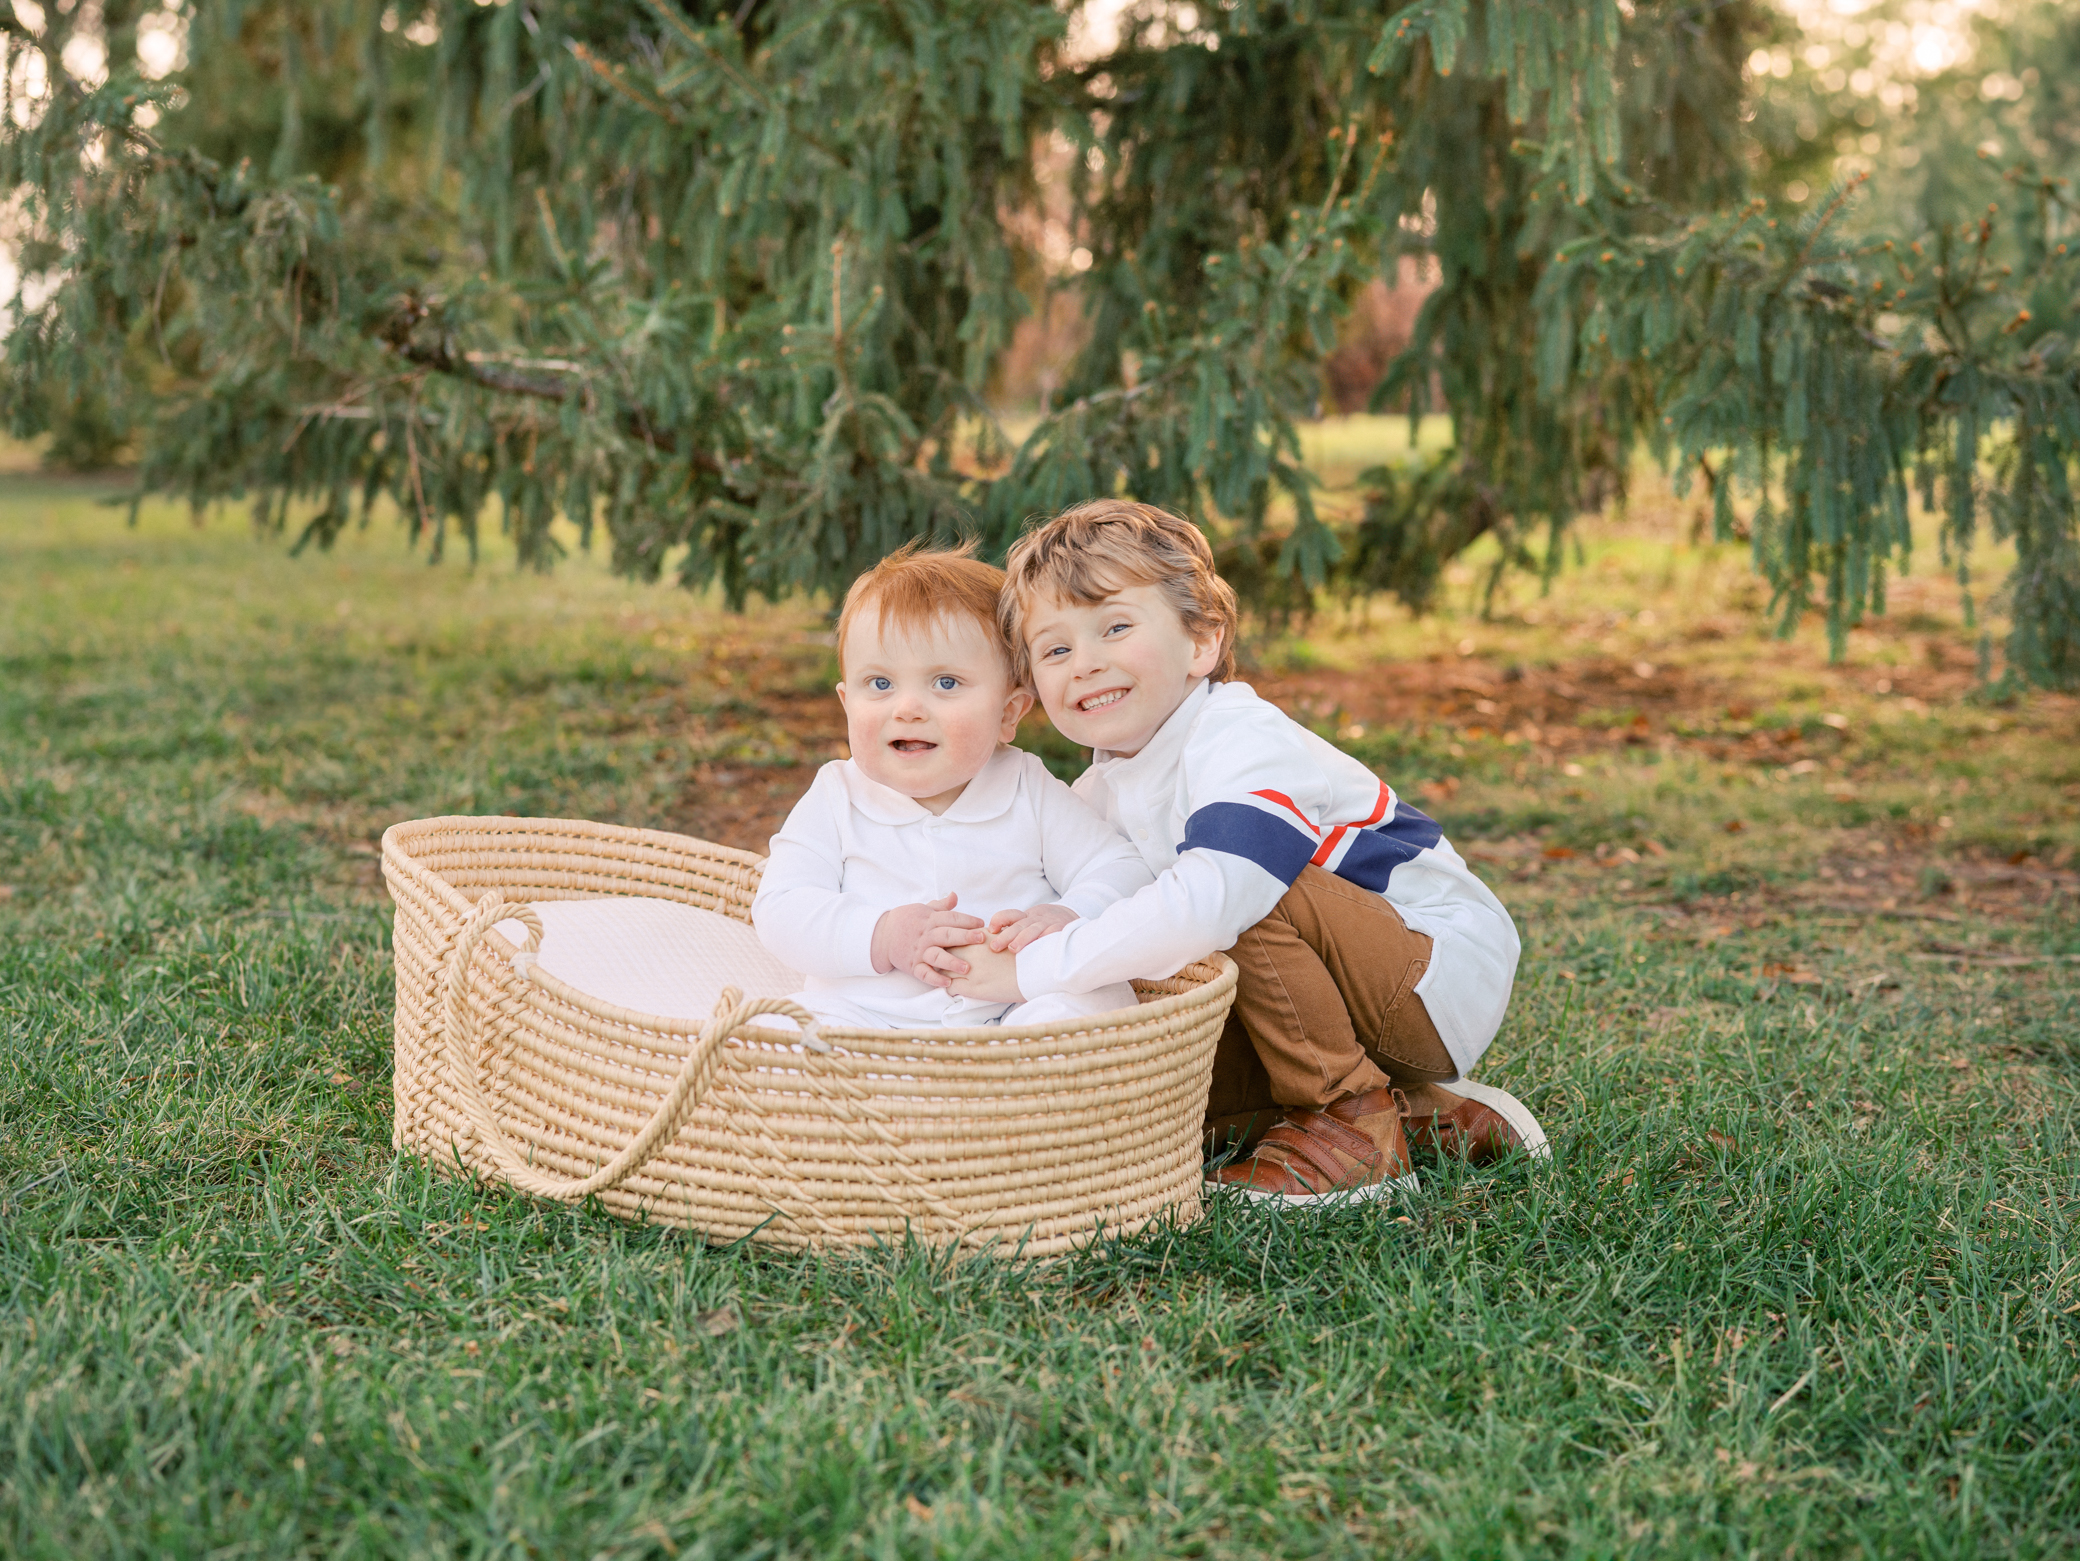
[752,541,1150,1031]
[936,501,1545,1203]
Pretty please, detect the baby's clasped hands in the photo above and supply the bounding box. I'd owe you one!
[869,891,985,977]
[908,901,1079,1003]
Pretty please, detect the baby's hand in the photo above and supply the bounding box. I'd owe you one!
[986,902,1079,954]
[871,893,984,977]
[944,943,1025,1004]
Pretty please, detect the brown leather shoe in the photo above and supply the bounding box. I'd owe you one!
[1211,1086,1418,1205]
[1399,1080,1550,1163]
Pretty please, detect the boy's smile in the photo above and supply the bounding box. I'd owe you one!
[1023,583,1224,757]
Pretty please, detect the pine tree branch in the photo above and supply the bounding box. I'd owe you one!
[384,334,580,403]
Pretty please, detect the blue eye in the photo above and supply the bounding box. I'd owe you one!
[934,675,959,691]
[869,676,891,692]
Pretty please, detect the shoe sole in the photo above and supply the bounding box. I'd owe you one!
[1210,1170,1421,1208]
[1447,1079,1551,1160]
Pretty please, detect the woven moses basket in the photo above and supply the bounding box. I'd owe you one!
[382,815,1236,1255]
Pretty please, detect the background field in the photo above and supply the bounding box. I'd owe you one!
[2,446,2077,1558]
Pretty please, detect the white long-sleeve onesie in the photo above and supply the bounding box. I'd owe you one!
[1013,680,1521,1078]
[752,746,1152,1031]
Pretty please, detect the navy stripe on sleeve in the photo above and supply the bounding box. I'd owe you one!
[1179,802,1317,885]
[1333,804,1444,891]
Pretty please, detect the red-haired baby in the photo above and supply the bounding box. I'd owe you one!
[751,542,1149,1031]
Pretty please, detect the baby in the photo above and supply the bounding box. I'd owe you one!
[751,541,1150,1031]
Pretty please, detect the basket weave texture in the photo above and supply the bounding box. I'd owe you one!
[382,815,1236,1254]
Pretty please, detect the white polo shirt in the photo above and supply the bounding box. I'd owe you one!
[752,746,1153,1028]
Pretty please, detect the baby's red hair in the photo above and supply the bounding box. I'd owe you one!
[835,540,1017,680]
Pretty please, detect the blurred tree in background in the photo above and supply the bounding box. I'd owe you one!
[1,0,2074,686]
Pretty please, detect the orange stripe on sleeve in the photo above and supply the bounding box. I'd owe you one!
[1248,789,1321,837]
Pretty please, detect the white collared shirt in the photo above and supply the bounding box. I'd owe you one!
[752,746,1154,1027]
[1014,680,1521,1077]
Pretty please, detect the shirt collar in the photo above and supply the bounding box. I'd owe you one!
[1087,678,1213,782]
[838,745,1024,826]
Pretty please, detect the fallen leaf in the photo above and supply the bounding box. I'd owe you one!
[1707,1129,1737,1153]
[1543,845,1578,860]
[904,1495,934,1521]
[1724,819,1745,834]
[696,1306,740,1338]
[328,1069,361,1090]
[1642,839,1668,857]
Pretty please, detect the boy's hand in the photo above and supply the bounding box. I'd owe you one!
[871,893,984,976]
[986,902,1078,954]
[944,943,1025,1004]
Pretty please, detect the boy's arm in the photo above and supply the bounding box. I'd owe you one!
[750,769,885,979]
[936,760,1151,971]
[1013,838,1296,997]
[1031,761,1155,920]
[1016,733,1330,997]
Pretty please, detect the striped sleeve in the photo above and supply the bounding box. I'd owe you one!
[1180,781,1441,896]
[1304,783,1444,892]
[1177,792,1320,885]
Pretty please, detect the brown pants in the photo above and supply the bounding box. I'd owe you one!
[1205,866,1455,1149]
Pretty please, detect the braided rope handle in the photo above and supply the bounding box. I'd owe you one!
[436,890,823,1202]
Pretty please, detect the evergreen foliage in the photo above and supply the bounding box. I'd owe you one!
[1,0,2075,686]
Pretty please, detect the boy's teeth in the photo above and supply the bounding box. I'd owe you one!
[1080,690,1126,711]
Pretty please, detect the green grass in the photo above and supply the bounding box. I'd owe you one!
[4,476,2079,1558]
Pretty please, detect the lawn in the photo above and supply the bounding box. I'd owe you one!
[2,462,2077,1559]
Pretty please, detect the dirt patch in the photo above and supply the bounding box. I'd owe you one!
[669,673,841,855]
[677,758,815,857]
[1246,653,2066,770]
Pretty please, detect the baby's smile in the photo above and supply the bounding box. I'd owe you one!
[890,738,937,753]
[1078,688,1129,712]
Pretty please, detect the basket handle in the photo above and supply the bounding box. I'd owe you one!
[437,890,822,1201]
